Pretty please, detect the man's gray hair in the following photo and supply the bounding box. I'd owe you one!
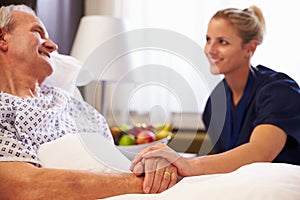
[0,4,36,31]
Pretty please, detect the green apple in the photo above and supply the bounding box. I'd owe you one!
[118,134,136,146]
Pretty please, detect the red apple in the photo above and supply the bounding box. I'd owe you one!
[136,130,156,144]
[127,126,144,137]
[145,125,156,133]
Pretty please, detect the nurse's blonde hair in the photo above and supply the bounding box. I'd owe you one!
[211,5,266,45]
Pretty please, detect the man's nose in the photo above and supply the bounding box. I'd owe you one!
[44,39,58,53]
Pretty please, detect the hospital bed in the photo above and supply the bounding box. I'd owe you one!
[39,53,300,200]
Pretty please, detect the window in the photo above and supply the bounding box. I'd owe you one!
[92,0,300,125]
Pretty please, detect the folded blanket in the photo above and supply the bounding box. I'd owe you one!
[37,133,131,173]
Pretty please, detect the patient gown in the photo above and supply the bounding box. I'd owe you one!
[0,85,113,166]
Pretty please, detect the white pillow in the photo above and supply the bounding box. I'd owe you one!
[43,52,82,95]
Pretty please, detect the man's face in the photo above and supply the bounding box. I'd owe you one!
[6,11,57,84]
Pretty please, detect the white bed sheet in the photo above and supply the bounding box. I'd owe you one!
[38,134,300,200]
[106,162,300,200]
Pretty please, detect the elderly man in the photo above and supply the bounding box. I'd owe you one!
[0,5,177,199]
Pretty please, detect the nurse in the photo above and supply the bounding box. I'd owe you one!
[130,5,300,189]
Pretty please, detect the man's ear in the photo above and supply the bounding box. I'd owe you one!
[0,28,8,51]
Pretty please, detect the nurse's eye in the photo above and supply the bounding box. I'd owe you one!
[206,36,211,43]
[219,39,229,45]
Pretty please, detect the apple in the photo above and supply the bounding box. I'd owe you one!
[145,125,156,133]
[127,126,144,137]
[136,130,156,144]
[118,134,136,146]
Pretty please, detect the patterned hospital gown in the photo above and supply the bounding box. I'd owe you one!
[0,85,113,166]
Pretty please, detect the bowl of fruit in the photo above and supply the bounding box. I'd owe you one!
[110,123,172,160]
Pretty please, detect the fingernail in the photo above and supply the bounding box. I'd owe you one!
[134,165,143,174]
[144,186,150,193]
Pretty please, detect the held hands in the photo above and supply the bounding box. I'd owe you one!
[132,157,178,193]
[130,143,191,193]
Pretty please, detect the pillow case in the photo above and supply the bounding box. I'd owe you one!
[43,52,82,95]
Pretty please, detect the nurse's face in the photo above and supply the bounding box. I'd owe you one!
[204,18,250,76]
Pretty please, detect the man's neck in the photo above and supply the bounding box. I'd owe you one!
[0,60,41,98]
[0,74,39,98]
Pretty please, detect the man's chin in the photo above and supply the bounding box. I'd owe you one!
[39,68,53,85]
[45,67,54,79]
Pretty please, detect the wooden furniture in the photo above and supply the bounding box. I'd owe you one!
[169,129,213,155]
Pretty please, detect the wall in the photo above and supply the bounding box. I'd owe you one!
[81,0,128,124]
[81,0,208,128]
[84,0,116,16]
[37,0,83,54]
[81,0,211,154]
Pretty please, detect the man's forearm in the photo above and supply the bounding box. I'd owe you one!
[0,162,143,199]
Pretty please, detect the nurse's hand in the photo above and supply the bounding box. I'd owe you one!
[130,143,192,179]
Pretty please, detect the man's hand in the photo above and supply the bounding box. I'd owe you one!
[142,157,178,193]
[131,145,179,194]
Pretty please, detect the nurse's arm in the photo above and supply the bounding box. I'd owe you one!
[187,124,287,175]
